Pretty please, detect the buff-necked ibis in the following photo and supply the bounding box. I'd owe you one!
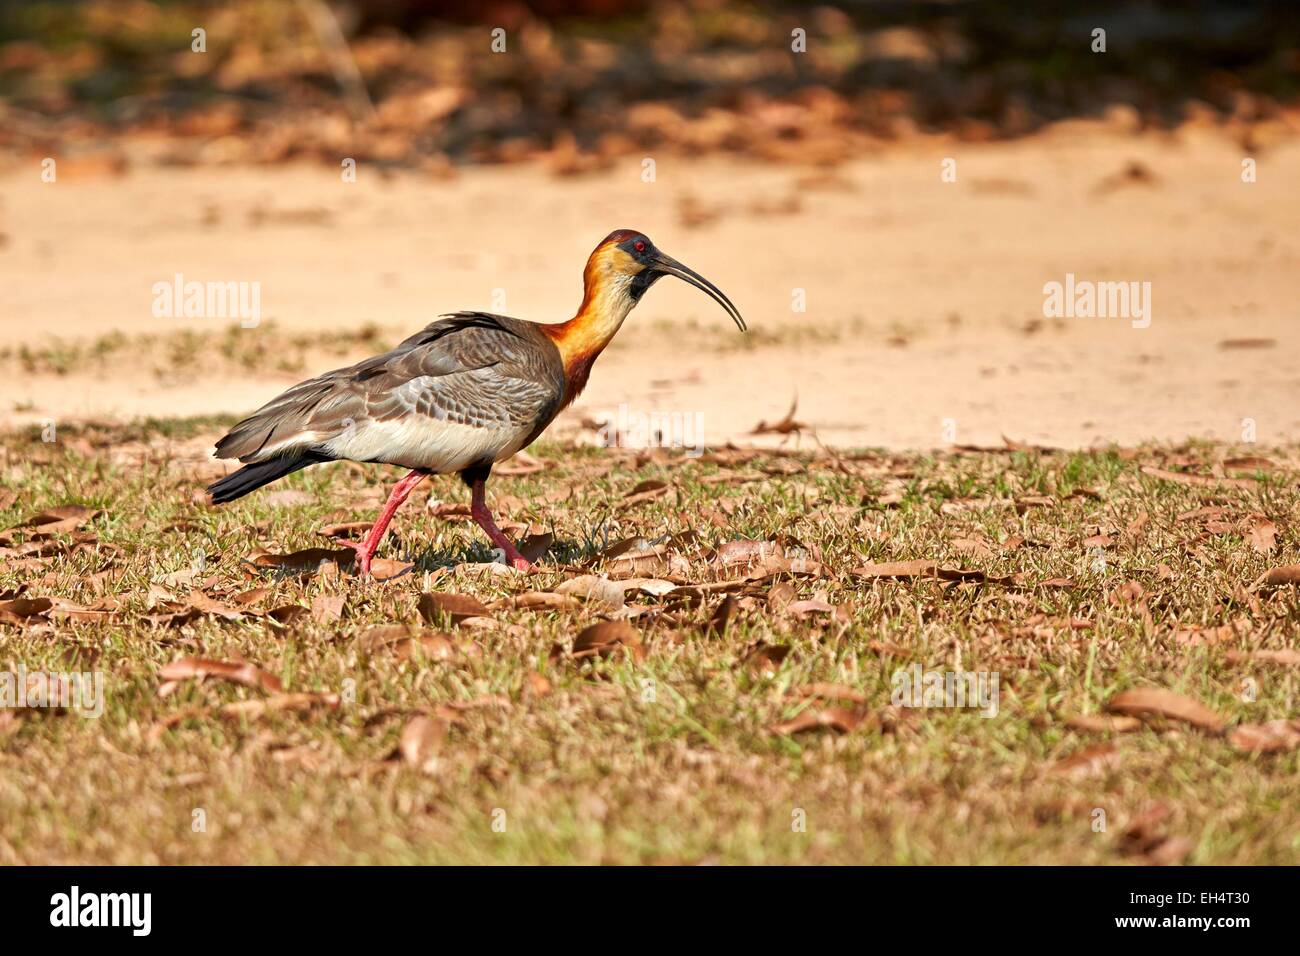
[207,229,745,575]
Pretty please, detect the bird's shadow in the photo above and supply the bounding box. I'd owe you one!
[395,536,592,577]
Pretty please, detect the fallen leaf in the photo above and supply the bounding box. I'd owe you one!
[852,561,1009,584]
[617,578,678,598]
[1,505,101,541]
[494,450,547,475]
[417,591,491,625]
[769,706,862,735]
[1223,456,1275,474]
[1105,688,1225,733]
[572,621,643,661]
[555,575,625,610]
[790,683,869,704]
[1228,719,1300,754]
[1050,743,1120,778]
[785,597,839,619]
[852,559,939,580]
[705,595,740,635]
[1247,516,1278,554]
[767,581,797,611]
[158,657,283,695]
[620,479,670,509]
[1252,565,1300,589]
[0,597,53,624]
[1140,466,1255,490]
[1065,714,1142,733]
[219,692,340,720]
[397,715,445,770]
[713,539,783,567]
[518,531,554,563]
[311,593,347,622]
[1224,649,1300,667]
[525,672,552,697]
[500,591,582,610]
[743,642,790,676]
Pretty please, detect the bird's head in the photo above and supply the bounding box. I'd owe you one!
[581,228,746,332]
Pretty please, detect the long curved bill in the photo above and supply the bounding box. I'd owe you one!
[653,252,746,332]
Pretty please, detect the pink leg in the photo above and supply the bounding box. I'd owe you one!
[469,478,531,571]
[336,470,427,576]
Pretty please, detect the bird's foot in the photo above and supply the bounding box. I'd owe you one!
[333,538,375,577]
[492,544,532,572]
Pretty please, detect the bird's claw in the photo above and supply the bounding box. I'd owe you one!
[332,538,375,577]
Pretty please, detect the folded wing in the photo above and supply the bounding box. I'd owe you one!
[213,312,566,475]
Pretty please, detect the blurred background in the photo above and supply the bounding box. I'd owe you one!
[2,0,1299,449]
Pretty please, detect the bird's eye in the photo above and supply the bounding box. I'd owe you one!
[634,240,646,253]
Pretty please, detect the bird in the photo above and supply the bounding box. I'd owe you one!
[206,229,745,576]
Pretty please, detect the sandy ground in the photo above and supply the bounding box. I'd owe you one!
[4,122,1298,450]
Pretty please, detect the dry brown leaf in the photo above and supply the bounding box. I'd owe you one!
[1050,743,1120,778]
[525,672,552,698]
[617,578,678,598]
[1252,565,1300,589]
[417,591,491,625]
[620,479,670,509]
[705,595,740,636]
[790,683,869,704]
[397,715,446,770]
[1224,649,1300,667]
[712,538,785,568]
[0,596,53,624]
[501,591,583,610]
[572,621,643,661]
[1228,719,1300,754]
[158,656,283,695]
[1,505,101,541]
[742,641,790,676]
[1223,456,1276,474]
[769,706,862,735]
[852,561,1009,584]
[370,558,416,581]
[1140,465,1256,490]
[1105,688,1225,733]
[785,597,839,618]
[853,559,939,580]
[518,531,554,563]
[494,450,547,476]
[1247,516,1278,554]
[555,575,625,610]
[219,692,340,720]
[185,592,247,621]
[311,593,347,622]
[1014,495,1055,513]
[767,581,797,611]
[1065,714,1142,733]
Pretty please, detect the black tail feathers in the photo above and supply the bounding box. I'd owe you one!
[206,452,330,504]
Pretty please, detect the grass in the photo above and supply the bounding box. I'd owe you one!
[2,321,391,382]
[0,421,1298,864]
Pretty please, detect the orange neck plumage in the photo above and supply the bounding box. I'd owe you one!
[544,247,639,406]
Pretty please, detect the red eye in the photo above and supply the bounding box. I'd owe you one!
[634,240,646,252]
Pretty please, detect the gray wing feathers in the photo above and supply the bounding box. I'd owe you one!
[214,313,565,469]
